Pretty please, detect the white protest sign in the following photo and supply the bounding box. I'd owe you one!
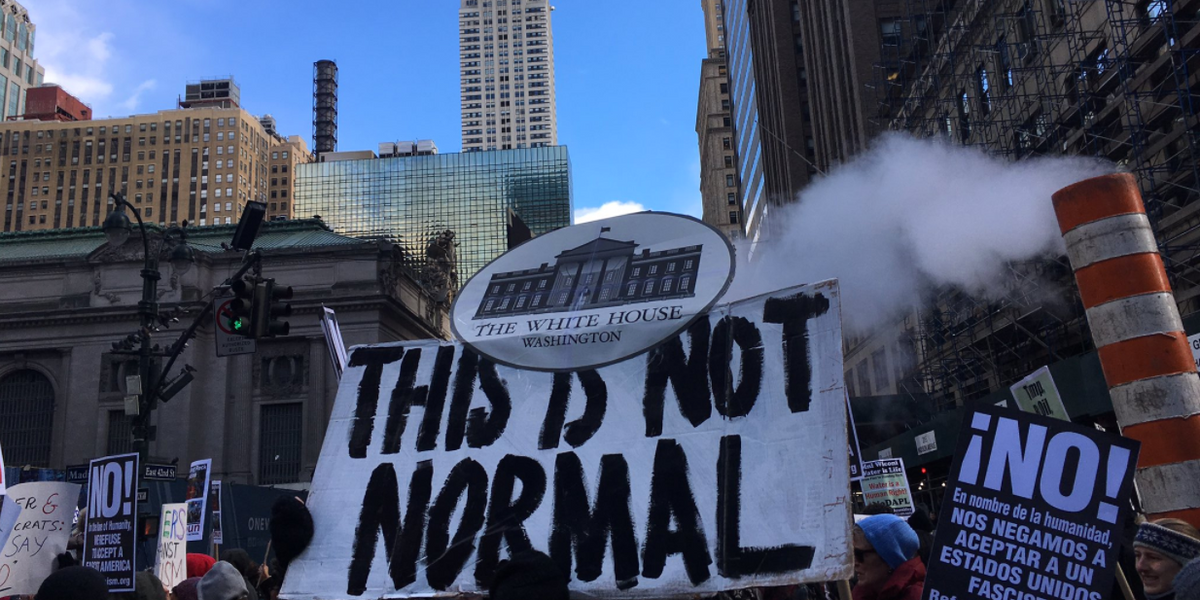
[156,504,187,589]
[861,459,915,517]
[283,281,850,599]
[184,459,212,541]
[0,495,19,592]
[1009,366,1069,421]
[1189,332,1200,370]
[0,483,80,596]
[452,212,735,372]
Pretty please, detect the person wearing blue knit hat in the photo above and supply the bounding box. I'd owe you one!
[852,514,924,600]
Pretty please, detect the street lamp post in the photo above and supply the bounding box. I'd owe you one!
[103,192,194,470]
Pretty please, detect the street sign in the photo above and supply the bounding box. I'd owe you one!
[214,290,256,357]
[65,465,89,484]
[143,463,177,481]
[137,488,149,503]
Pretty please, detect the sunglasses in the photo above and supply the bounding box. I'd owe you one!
[853,548,878,563]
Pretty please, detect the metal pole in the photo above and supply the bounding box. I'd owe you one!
[119,196,157,477]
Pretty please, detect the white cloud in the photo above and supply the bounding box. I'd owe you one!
[574,201,647,224]
[119,79,157,112]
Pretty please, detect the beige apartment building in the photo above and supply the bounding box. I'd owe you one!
[267,135,312,220]
[459,0,558,151]
[0,0,44,121]
[696,0,742,240]
[0,107,307,232]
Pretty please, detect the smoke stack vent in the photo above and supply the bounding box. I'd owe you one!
[313,60,339,156]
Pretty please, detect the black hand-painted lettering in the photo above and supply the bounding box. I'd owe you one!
[347,346,405,458]
[444,349,480,451]
[382,349,426,455]
[346,461,433,596]
[425,459,488,590]
[539,373,572,450]
[551,452,640,588]
[762,293,830,413]
[643,317,712,437]
[475,455,547,587]
[709,316,764,419]
[641,439,712,585]
[415,345,456,452]
[564,370,607,448]
[717,435,814,578]
[467,358,512,448]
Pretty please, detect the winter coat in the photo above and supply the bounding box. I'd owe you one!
[852,557,925,600]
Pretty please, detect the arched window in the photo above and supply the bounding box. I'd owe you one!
[0,369,54,466]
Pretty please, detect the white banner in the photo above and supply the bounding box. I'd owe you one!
[0,482,79,596]
[283,281,850,598]
[156,503,187,589]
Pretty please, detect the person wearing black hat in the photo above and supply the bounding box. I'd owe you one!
[489,550,570,600]
[34,565,108,600]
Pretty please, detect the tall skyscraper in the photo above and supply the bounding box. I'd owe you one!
[459,0,558,152]
[0,1,44,121]
[722,0,815,244]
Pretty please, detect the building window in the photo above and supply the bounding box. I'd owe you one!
[722,137,731,149]
[872,349,889,392]
[107,410,134,455]
[880,19,901,46]
[727,193,736,205]
[259,402,304,484]
[726,174,734,187]
[626,282,638,296]
[0,369,55,466]
[729,211,739,224]
[644,280,655,295]
[976,66,991,116]
[532,294,543,307]
[662,277,674,293]
[724,155,733,167]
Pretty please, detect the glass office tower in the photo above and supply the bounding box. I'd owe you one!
[294,146,572,282]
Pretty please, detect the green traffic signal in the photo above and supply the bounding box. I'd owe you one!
[229,277,257,339]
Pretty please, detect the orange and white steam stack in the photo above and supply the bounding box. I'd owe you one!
[1052,173,1200,522]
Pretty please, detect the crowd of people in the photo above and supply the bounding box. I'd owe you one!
[8,497,1200,600]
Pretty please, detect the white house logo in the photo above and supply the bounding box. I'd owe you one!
[451,212,735,371]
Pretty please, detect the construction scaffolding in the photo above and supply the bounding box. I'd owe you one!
[867,0,1200,408]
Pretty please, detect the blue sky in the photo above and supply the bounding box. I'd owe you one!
[28,0,708,223]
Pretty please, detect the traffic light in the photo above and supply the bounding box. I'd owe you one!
[253,278,293,338]
[229,278,256,337]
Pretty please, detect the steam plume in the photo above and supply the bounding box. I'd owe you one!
[728,133,1113,331]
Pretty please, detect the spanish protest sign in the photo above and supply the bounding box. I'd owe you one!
[156,503,187,589]
[282,280,850,598]
[922,405,1139,600]
[861,458,915,517]
[83,453,139,592]
[0,482,79,596]
[185,459,212,542]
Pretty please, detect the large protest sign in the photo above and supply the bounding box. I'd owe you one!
[0,495,19,592]
[283,280,850,598]
[156,503,187,589]
[83,453,139,592]
[0,482,79,596]
[922,405,1139,600]
[185,459,212,541]
[861,459,915,517]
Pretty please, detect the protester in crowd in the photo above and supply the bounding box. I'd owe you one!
[221,550,260,600]
[268,496,313,581]
[187,554,217,579]
[1176,557,1200,600]
[489,550,570,600]
[172,576,202,600]
[256,576,281,600]
[135,571,168,600]
[33,565,108,600]
[197,562,250,600]
[851,514,924,600]
[1134,518,1200,600]
[905,506,936,567]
